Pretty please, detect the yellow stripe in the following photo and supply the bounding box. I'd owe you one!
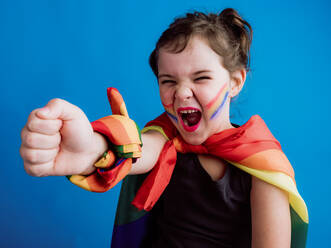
[120,103,129,117]
[132,151,142,157]
[228,160,308,223]
[122,143,142,153]
[140,125,310,223]
[111,115,141,144]
[69,175,91,191]
[94,153,111,168]
[141,126,169,140]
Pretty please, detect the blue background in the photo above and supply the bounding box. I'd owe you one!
[1,0,330,247]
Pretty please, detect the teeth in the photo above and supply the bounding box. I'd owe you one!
[180,109,198,114]
[183,119,188,126]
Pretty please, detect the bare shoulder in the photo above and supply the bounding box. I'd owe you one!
[250,176,291,248]
[129,130,167,175]
[251,176,289,203]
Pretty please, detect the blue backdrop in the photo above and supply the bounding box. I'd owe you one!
[1,0,330,247]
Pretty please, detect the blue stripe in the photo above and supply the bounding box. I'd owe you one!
[210,91,229,119]
[99,158,126,172]
[114,158,126,167]
[166,111,178,122]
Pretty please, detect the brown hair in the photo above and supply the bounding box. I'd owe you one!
[149,8,253,76]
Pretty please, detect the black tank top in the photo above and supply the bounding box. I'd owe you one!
[150,152,252,248]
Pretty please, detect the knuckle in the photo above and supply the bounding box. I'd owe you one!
[30,109,39,116]
[49,98,65,106]
[26,119,36,132]
[20,127,26,140]
[24,132,36,147]
[19,146,25,158]
[24,149,38,164]
[23,163,36,176]
[24,164,44,177]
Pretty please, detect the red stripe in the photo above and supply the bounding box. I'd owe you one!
[205,83,227,109]
[92,118,132,145]
[132,140,177,211]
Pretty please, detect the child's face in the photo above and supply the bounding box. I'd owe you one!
[157,36,239,145]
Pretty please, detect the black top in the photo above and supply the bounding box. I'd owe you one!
[150,152,252,248]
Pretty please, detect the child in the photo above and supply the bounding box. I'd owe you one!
[20,8,308,248]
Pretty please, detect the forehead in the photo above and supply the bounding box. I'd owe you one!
[157,37,223,76]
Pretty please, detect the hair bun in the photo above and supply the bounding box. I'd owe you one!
[218,8,252,70]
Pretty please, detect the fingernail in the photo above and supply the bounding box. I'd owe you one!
[39,107,49,116]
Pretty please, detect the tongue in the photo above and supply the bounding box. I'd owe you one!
[183,112,201,126]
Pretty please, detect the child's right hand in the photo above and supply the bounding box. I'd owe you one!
[20,98,108,177]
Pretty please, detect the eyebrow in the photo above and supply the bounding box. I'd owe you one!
[193,70,212,75]
[158,70,212,79]
[158,73,173,79]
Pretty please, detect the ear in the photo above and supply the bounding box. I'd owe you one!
[229,68,246,98]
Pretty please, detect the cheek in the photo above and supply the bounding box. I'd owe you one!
[200,83,229,119]
[159,87,174,107]
[159,87,178,123]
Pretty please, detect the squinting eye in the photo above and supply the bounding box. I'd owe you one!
[160,80,176,84]
[195,76,211,81]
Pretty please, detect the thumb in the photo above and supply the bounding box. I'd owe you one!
[37,98,80,121]
[107,87,129,117]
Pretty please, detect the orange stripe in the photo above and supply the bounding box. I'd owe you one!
[107,87,128,116]
[85,174,109,192]
[111,115,141,144]
[238,149,295,179]
[162,102,173,108]
[94,117,132,145]
[86,159,132,192]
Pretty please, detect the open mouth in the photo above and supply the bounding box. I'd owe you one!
[177,107,202,132]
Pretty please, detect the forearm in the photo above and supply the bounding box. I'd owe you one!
[129,131,167,175]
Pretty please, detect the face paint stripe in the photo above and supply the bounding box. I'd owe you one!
[206,88,227,119]
[205,83,227,109]
[210,91,229,119]
[162,102,173,108]
[166,111,178,122]
[162,102,176,117]
[165,107,176,116]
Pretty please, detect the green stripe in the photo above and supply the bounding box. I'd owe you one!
[290,206,308,248]
[135,121,142,146]
[114,174,149,226]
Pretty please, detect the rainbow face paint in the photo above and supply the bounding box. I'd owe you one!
[205,84,229,120]
[162,103,178,122]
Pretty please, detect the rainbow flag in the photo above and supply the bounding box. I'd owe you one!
[112,113,308,248]
[67,88,142,192]
[67,88,308,247]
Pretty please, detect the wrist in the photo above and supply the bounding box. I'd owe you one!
[80,132,108,175]
[92,131,108,158]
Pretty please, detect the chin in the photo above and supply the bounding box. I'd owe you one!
[180,132,207,145]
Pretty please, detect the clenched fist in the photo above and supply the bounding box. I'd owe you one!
[20,98,108,177]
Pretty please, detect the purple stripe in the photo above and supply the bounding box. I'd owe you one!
[111,213,151,248]
[210,91,229,119]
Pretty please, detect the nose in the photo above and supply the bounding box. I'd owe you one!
[175,84,193,101]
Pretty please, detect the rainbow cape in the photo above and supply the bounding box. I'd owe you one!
[67,88,308,248]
